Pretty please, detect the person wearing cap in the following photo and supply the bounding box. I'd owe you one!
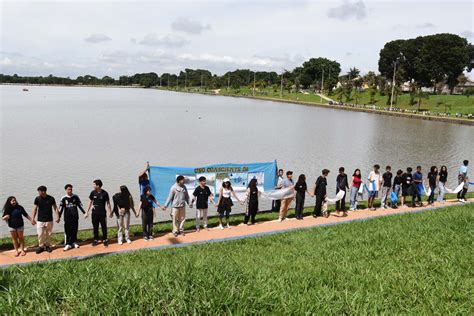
[278,171,295,222]
[215,178,242,229]
[163,175,191,237]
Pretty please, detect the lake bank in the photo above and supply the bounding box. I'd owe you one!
[3,83,473,125]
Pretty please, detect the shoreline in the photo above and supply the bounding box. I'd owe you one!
[3,83,473,125]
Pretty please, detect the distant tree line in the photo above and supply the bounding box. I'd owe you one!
[1,33,471,102]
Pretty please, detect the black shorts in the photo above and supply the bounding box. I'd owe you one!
[218,198,233,217]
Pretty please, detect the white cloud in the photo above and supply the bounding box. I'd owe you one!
[84,33,112,43]
[460,30,474,39]
[416,23,435,29]
[138,33,189,48]
[327,0,367,21]
[171,17,211,35]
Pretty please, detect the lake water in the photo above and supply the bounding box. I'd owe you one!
[1,85,473,237]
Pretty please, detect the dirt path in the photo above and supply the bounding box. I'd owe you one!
[1,199,471,267]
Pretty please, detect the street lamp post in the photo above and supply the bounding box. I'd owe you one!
[390,61,397,111]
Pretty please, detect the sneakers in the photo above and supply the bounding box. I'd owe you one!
[36,247,45,254]
[173,232,179,237]
[63,244,72,252]
[126,239,132,244]
[144,236,149,241]
[204,225,209,230]
[196,227,200,232]
[218,224,224,230]
[226,224,231,229]
[103,240,109,247]
[92,240,98,247]
[45,246,53,253]
[118,240,123,245]
[278,218,283,222]
[73,243,80,249]
[459,199,466,203]
[148,235,154,240]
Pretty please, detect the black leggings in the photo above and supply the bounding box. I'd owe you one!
[92,213,107,241]
[295,192,305,218]
[64,218,78,245]
[428,186,436,203]
[244,205,258,224]
[142,209,154,237]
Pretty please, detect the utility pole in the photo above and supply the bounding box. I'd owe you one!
[320,68,324,103]
[280,72,283,98]
[390,61,397,111]
[253,72,256,97]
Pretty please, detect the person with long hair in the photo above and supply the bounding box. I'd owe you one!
[294,174,312,220]
[427,166,438,205]
[215,179,242,229]
[243,178,261,225]
[138,186,162,240]
[437,165,448,203]
[392,169,403,208]
[349,169,362,211]
[112,185,137,245]
[2,196,33,256]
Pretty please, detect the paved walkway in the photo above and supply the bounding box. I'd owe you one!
[0,199,471,267]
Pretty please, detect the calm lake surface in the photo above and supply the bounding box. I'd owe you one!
[1,85,473,236]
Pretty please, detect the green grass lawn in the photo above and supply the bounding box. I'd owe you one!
[0,203,472,314]
[163,86,474,115]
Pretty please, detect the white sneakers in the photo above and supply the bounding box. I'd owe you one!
[127,239,132,244]
[73,243,80,249]
[218,224,224,229]
[458,199,466,203]
[63,244,72,251]
[118,240,123,245]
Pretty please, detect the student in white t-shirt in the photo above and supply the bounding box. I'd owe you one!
[367,164,382,210]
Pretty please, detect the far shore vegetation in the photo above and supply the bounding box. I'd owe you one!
[2,33,473,116]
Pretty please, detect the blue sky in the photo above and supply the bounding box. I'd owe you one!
[1,0,473,78]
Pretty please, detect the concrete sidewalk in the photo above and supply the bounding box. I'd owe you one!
[0,199,471,268]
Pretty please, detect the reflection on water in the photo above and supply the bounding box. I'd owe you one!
[1,85,472,236]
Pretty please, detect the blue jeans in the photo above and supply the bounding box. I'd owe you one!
[393,184,401,200]
[437,182,446,202]
[349,186,359,209]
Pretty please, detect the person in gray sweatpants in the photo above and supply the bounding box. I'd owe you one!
[163,175,191,237]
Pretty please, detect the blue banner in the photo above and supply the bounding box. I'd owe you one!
[149,161,278,204]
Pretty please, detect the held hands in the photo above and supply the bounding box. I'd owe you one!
[31,219,37,225]
[189,204,193,209]
[55,218,60,224]
[84,213,88,219]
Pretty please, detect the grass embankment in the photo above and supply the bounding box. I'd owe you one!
[0,203,472,314]
[1,192,472,250]
[163,86,474,115]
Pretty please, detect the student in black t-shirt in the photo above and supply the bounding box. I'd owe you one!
[392,169,403,208]
[31,186,59,254]
[335,167,349,216]
[243,178,262,225]
[59,184,86,251]
[381,166,393,209]
[437,165,448,203]
[426,166,438,205]
[139,162,151,195]
[85,179,112,247]
[2,196,33,257]
[294,174,312,220]
[191,176,215,231]
[401,167,413,207]
[313,169,329,218]
[138,186,162,240]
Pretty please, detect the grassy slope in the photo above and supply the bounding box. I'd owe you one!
[168,87,474,115]
[1,192,472,250]
[0,203,472,314]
